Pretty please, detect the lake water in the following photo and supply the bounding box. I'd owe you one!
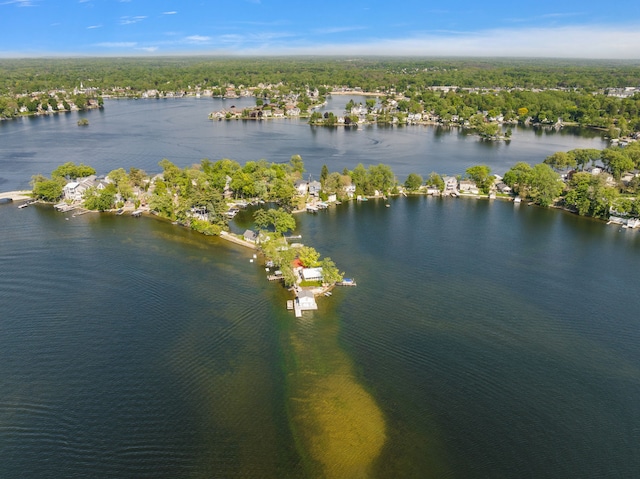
[0,95,605,191]
[2,99,639,479]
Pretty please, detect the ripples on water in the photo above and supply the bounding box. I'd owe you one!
[2,183,640,477]
[292,197,640,478]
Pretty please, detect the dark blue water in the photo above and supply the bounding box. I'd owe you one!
[295,197,640,477]
[1,100,637,478]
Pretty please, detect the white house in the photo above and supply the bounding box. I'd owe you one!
[308,181,322,197]
[344,184,357,198]
[294,180,308,196]
[459,180,479,194]
[297,290,318,311]
[301,267,323,282]
[442,176,459,195]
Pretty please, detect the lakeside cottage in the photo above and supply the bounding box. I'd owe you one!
[243,230,259,243]
[301,267,323,282]
[296,289,318,311]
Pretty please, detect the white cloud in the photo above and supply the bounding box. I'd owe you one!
[184,35,212,44]
[94,42,137,48]
[120,15,147,25]
[137,46,159,52]
[1,0,36,6]
[232,25,640,59]
[162,11,177,15]
[87,24,102,29]
[312,26,366,35]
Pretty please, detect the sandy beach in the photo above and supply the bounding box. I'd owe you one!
[0,190,32,201]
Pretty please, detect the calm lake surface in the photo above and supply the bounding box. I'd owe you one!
[0,95,605,191]
[2,99,639,478]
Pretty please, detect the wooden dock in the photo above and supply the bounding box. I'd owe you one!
[293,299,302,318]
[54,203,77,212]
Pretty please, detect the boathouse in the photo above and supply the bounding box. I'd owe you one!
[297,290,318,311]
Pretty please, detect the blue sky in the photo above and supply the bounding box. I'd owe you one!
[1,0,640,58]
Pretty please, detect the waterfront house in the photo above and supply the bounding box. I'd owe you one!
[294,179,308,196]
[308,181,322,197]
[301,267,323,282]
[459,180,479,194]
[63,181,80,201]
[496,182,512,194]
[243,230,259,243]
[442,176,459,195]
[63,175,99,202]
[344,184,356,198]
[297,290,318,311]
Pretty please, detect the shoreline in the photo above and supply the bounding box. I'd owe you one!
[0,190,32,201]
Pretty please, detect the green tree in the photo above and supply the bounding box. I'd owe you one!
[83,185,116,211]
[320,164,329,187]
[253,208,296,235]
[565,172,618,218]
[528,163,563,207]
[465,165,494,195]
[543,151,576,171]
[319,257,343,284]
[297,246,321,268]
[289,154,305,175]
[350,163,369,195]
[404,173,423,191]
[601,148,634,180]
[367,163,395,194]
[426,172,444,191]
[32,178,63,201]
[51,162,96,180]
[568,148,601,170]
[503,162,532,196]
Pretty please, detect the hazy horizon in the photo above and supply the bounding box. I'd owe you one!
[1,0,640,59]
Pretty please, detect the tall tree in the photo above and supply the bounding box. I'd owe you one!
[320,164,329,187]
[404,173,423,191]
[289,154,305,175]
[465,165,494,194]
[528,163,563,207]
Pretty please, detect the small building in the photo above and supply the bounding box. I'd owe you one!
[294,179,308,196]
[297,289,318,311]
[243,230,258,243]
[301,267,323,282]
[496,182,512,194]
[459,180,479,194]
[442,176,459,195]
[308,181,322,197]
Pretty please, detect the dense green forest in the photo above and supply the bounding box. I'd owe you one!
[2,57,640,93]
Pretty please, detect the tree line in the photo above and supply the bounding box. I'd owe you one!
[30,138,640,236]
[3,57,640,94]
[3,57,640,131]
